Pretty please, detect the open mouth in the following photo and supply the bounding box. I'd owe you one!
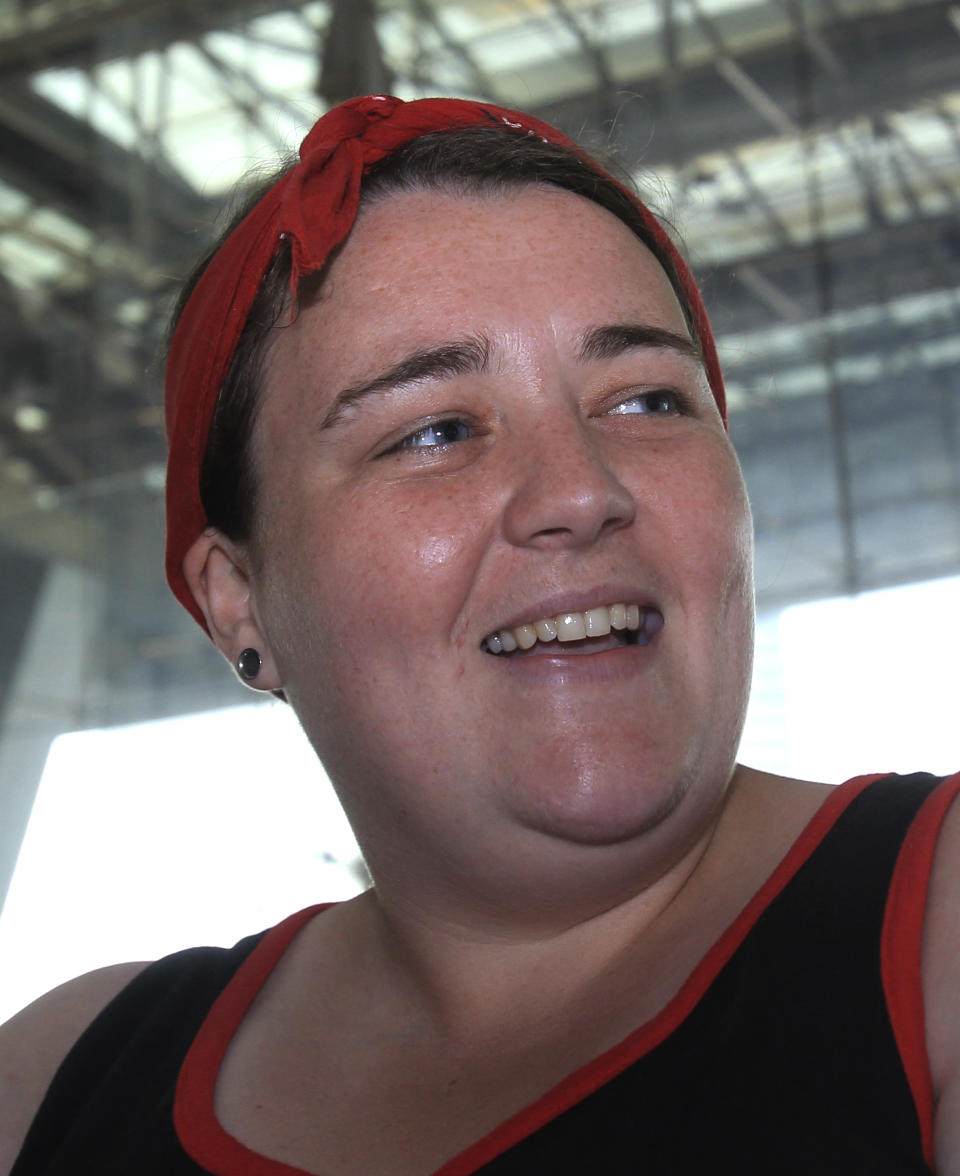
[482,603,663,656]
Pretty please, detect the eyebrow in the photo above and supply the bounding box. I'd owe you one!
[321,335,490,430]
[577,323,702,365]
[320,322,700,430]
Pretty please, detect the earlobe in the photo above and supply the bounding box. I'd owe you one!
[181,529,281,691]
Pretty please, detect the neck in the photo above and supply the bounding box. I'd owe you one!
[345,765,755,1032]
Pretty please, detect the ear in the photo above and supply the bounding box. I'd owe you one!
[181,528,282,692]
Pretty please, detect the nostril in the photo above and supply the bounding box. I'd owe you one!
[506,490,636,549]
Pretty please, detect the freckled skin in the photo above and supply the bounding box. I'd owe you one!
[245,186,755,916]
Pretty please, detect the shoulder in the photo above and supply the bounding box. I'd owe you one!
[0,961,148,1176]
[922,773,960,1172]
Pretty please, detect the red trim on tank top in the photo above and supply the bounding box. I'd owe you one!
[881,770,960,1172]
[175,773,890,1176]
[174,904,333,1175]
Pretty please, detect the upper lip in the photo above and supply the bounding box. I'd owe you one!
[484,584,658,637]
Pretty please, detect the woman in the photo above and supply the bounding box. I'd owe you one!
[2,95,958,1175]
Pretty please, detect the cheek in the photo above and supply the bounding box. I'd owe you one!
[658,440,754,635]
[697,458,755,684]
[264,477,495,660]
[415,531,465,571]
[348,482,488,594]
[654,439,752,567]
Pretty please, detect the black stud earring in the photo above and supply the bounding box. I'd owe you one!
[236,647,262,682]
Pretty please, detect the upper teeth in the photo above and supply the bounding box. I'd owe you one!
[484,603,642,654]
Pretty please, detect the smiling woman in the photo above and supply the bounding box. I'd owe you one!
[1,96,959,1176]
[222,180,752,864]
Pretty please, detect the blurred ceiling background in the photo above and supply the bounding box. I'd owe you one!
[1,0,958,903]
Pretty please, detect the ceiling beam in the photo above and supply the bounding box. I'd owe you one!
[0,79,213,267]
[534,1,960,167]
[0,0,299,75]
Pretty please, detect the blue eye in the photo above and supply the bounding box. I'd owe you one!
[608,390,682,416]
[395,417,473,451]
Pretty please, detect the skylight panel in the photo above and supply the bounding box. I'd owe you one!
[0,178,31,219]
[166,116,281,195]
[245,9,326,53]
[30,67,87,120]
[203,29,316,95]
[25,206,93,257]
[0,231,72,289]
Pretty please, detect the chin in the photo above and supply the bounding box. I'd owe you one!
[502,743,713,849]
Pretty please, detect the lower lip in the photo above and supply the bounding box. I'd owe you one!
[488,635,659,686]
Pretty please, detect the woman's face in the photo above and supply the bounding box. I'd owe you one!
[244,185,754,869]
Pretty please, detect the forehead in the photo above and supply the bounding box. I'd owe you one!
[267,186,691,391]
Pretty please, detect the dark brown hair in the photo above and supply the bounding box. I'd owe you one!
[170,126,695,543]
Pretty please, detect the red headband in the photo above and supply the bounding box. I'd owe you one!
[165,94,725,630]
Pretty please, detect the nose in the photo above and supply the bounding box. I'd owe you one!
[501,416,636,550]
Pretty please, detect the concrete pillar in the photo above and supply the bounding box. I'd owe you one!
[0,558,104,914]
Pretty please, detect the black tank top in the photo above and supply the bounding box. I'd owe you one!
[11,771,957,1175]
